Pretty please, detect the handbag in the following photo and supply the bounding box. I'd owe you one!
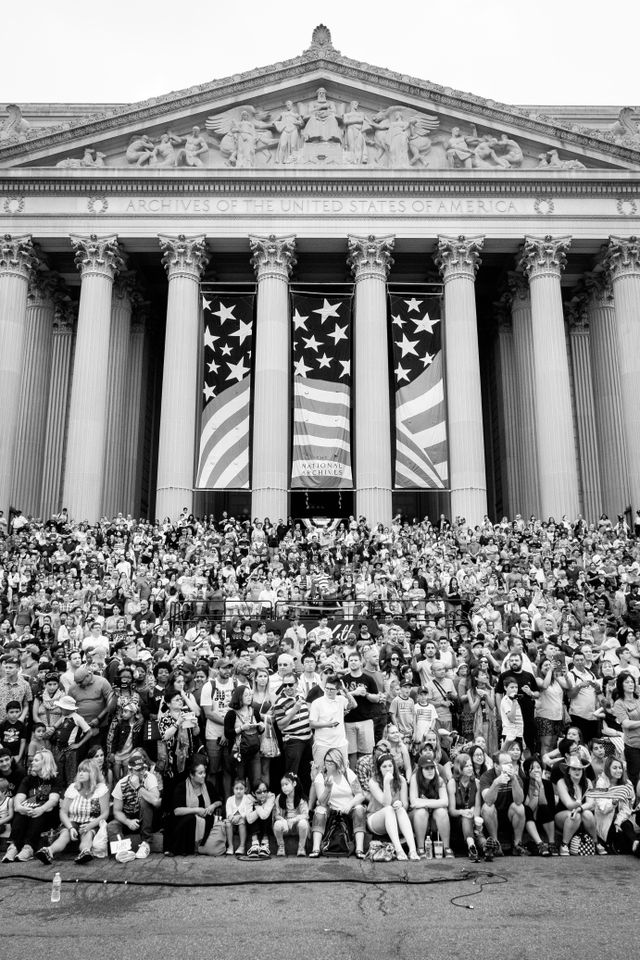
[320,811,355,857]
[198,821,227,857]
[569,832,596,856]
[260,713,281,759]
[91,820,109,858]
[365,840,396,862]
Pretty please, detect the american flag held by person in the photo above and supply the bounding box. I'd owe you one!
[290,292,353,489]
[389,293,449,489]
[195,292,255,489]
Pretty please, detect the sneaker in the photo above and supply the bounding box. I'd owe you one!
[484,837,496,862]
[467,841,479,861]
[549,843,559,857]
[135,841,150,860]
[444,848,455,859]
[115,849,136,863]
[409,851,421,861]
[559,843,570,857]
[247,841,261,859]
[75,851,93,865]
[512,843,528,857]
[35,847,53,865]
[493,840,504,858]
[258,839,271,858]
[16,845,34,862]
[276,844,286,857]
[596,843,608,856]
[2,843,18,863]
[538,842,550,857]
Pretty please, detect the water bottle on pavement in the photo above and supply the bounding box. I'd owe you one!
[51,872,61,903]
[424,838,433,860]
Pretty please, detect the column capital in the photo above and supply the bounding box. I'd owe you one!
[0,233,35,280]
[158,234,209,280]
[347,234,394,281]
[113,269,143,306]
[54,299,77,332]
[435,235,483,281]
[520,235,571,280]
[249,234,296,280]
[28,269,65,308]
[584,270,614,306]
[565,294,589,331]
[604,235,640,280]
[70,234,124,280]
[505,269,530,305]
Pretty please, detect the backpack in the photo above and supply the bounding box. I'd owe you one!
[320,811,355,857]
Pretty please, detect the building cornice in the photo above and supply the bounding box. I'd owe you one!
[1,168,640,198]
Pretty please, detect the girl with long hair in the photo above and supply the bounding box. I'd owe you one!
[367,752,419,861]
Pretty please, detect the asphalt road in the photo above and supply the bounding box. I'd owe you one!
[1,855,637,960]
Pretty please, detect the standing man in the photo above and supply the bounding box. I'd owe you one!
[495,651,539,754]
[272,676,313,794]
[200,659,236,798]
[0,654,33,723]
[362,644,387,743]
[308,673,356,766]
[342,651,382,770]
[67,665,115,755]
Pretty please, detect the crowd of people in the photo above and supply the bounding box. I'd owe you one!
[1,507,640,864]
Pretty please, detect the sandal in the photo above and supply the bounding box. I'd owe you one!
[276,845,286,857]
[297,849,307,858]
[355,850,365,860]
[309,850,321,858]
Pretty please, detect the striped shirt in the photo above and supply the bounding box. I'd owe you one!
[273,695,312,741]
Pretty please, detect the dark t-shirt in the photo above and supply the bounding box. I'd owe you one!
[479,767,523,811]
[17,773,63,805]
[0,719,26,756]
[343,672,378,723]
[1,759,25,796]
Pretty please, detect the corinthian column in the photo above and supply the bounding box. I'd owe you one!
[62,235,123,522]
[434,235,487,526]
[347,234,394,526]
[11,267,60,516]
[604,236,640,512]
[520,236,579,519]
[585,273,630,518]
[40,306,75,519]
[249,234,296,521]
[494,305,520,518]
[122,316,148,517]
[508,273,540,519]
[155,235,209,521]
[0,235,35,515]
[102,274,137,518]
[566,300,601,520]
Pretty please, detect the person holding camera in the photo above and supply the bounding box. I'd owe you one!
[480,749,527,859]
[309,673,355,767]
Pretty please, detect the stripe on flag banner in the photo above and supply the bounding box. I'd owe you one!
[195,293,255,489]
[389,294,449,489]
[290,293,353,489]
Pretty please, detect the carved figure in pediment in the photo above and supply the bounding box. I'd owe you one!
[180,126,209,167]
[445,127,475,169]
[274,101,304,164]
[303,87,342,144]
[0,103,30,142]
[472,135,510,169]
[56,148,106,169]
[148,131,184,168]
[126,135,156,166]
[342,101,370,164]
[370,107,439,167]
[206,107,275,168]
[494,134,523,168]
[537,149,586,170]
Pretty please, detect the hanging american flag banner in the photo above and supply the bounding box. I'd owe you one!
[290,292,353,489]
[390,294,449,489]
[195,292,255,489]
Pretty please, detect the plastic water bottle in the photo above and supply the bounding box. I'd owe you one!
[424,838,433,860]
[51,872,61,903]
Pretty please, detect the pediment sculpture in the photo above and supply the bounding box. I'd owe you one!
[44,87,601,172]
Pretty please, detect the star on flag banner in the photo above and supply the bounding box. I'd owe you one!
[290,293,353,489]
[195,292,255,489]
[389,294,449,489]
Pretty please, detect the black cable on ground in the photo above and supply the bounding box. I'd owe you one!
[0,867,508,901]
[448,869,509,909]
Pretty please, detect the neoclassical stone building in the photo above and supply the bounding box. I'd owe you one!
[1,26,639,527]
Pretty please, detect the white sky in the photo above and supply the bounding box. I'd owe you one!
[3,0,640,107]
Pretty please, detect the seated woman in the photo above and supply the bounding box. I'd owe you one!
[164,757,221,856]
[554,755,604,856]
[593,756,638,855]
[273,772,309,857]
[385,723,412,778]
[415,731,453,781]
[246,779,275,858]
[410,755,452,858]
[2,749,61,863]
[522,754,555,855]
[447,753,481,860]
[309,748,366,858]
[36,758,110,865]
[367,752,420,861]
